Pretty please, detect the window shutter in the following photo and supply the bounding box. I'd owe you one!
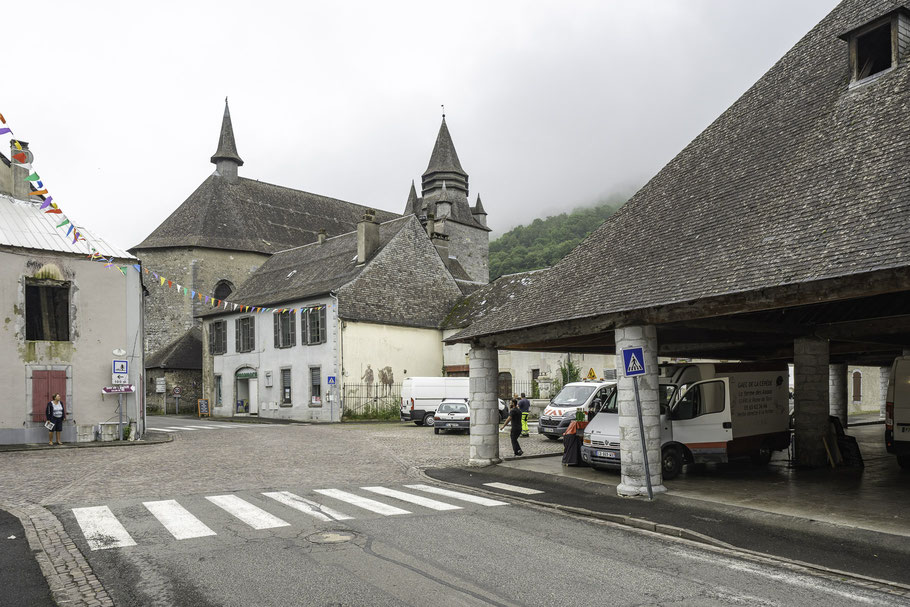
[289,313,296,347]
[235,318,241,352]
[248,318,255,349]
[273,314,280,348]
[319,308,327,344]
[209,323,215,353]
[32,370,49,422]
[305,309,312,345]
[218,322,226,354]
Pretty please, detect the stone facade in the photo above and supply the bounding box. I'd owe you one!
[829,363,848,425]
[145,368,202,415]
[793,337,830,467]
[442,220,489,285]
[614,325,665,497]
[468,346,501,466]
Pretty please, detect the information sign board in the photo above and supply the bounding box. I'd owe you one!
[197,399,211,417]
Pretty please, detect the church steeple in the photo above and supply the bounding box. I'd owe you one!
[211,98,243,182]
[421,116,468,200]
[403,180,419,215]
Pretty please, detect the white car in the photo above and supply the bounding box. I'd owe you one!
[434,400,470,434]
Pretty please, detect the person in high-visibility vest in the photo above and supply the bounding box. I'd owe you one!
[518,393,531,438]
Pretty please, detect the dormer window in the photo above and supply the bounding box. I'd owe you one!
[840,8,910,86]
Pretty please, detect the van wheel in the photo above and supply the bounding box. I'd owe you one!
[898,455,910,469]
[423,413,435,427]
[662,447,683,480]
[751,442,772,466]
[434,428,439,435]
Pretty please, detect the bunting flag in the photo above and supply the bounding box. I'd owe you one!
[25,173,40,181]
[11,151,25,163]
[133,265,141,272]
[56,219,69,228]
[0,127,10,135]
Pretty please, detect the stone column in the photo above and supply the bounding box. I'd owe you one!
[468,346,501,467]
[828,364,847,427]
[614,325,666,497]
[880,366,891,419]
[793,337,830,467]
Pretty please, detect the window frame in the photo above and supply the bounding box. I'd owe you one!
[214,374,222,406]
[273,311,296,349]
[235,316,256,353]
[281,367,292,405]
[849,16,897,85]
[671,380,726,420]
[310,366,322,406]
[210,320,227,355]
[25,279,71,342]
[303,306,327,346]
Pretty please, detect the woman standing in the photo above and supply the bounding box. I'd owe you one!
[45,393,65,445]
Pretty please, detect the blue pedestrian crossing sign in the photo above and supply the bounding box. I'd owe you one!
[621,347,646,377]
[327,376,336,385]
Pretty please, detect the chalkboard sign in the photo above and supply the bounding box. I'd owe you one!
[197,399,211,417]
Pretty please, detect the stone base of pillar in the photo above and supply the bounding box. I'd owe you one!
[617,483,667,498]
[468,457,502,467]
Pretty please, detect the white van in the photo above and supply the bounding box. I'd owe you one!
[538,381,616,439]
[400,377,508,427]
[885,356,910,469]
[581,363,790,479]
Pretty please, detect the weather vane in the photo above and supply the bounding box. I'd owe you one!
[441,104,445,119]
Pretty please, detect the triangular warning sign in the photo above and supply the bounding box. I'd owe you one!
[626,353,643,374]
[586,367,597,380]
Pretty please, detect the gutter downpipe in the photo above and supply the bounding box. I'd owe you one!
[330,290,341,423]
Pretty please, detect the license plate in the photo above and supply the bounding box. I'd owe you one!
[446,423,459,427]
[542,427,555,433]
[595,450,616,458]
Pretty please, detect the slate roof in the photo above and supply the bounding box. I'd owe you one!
[423,118,466,178]
[132,175,399,254]
[452,0,910,341]
[146,326,202,370]
[210,100,243,166]
[199,214,465,329]
[443,269,548,330]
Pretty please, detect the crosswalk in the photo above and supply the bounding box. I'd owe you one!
[69,484,530,551]
[147,423,285,433]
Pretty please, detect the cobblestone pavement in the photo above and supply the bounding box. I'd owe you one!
[0,421,561,606]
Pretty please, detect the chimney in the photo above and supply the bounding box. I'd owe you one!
[317,228,327,245]
[9,140,31,200]
[431,231,450,265]
[357,209,379,264]
[425,212,436,237]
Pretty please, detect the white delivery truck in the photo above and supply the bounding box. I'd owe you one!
[885,356,910,469]
[400,377,507,427]
[581,363,790,479]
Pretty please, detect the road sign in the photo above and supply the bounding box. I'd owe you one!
[173,386,182,395]
[327,376,336,385]
[586,367,597,380]
[112,360,128,374]
[155,378,166,393]
[112,373,129,385]
[102,385,135,394]
[621,347,646,377]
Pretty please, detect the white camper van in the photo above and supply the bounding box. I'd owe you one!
[885,356,910,469]
[581,363,791,479]
[400,377,508,427]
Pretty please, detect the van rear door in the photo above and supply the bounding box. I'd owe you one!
[668,378,732,463]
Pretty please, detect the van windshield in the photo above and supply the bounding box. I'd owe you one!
[552,385,597,406]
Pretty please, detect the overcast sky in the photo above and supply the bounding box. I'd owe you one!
[4,0,839,250]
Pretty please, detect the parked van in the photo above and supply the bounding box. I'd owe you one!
[581,363,790,479]
[538,380,616,439]
[885,356,910,469]
[400,377,507,427]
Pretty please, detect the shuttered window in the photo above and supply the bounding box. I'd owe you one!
[304,306,327,345]
[31,370,67,422]
[273,311,296,349]
[310,367,322,404]
[281,368,292,404]
[209,321,227,355]
[235,316,255,353]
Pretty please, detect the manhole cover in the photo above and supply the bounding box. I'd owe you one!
[307,531,355,544]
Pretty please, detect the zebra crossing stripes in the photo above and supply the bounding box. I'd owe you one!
[205,495,291,529]
[404,485,509,506]
[314,489,411,516]
[262,491,352,522]
[143,500,216,540]
[72,506,137,550]
[361,486,462,511]
[482,482,544,495]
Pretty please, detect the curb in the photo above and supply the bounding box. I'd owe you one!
[414,467,910,598]
[0,434,173,453]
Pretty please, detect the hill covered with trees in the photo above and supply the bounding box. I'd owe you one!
[489,194,628,279]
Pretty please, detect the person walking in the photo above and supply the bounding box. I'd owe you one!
[518,392,531,437]
[45,393,65,445]
[501,398,523,456]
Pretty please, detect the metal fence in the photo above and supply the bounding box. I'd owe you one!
[342,383,402,420]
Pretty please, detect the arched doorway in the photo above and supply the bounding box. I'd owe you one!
[498,372,513,400]
[235,367,259,415]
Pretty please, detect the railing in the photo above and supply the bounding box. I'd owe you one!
[342,383,402,420]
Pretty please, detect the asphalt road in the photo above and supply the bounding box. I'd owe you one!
[2,421,907,606]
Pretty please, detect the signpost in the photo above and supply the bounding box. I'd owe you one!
[102,385,135,441]
[173,386,182,415]
[621,347,653,500]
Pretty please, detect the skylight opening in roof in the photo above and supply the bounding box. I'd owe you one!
[856,23,892,80]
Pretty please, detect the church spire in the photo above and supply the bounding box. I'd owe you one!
[403,180,420,215]
[211,98,243,182]
[421,116,468,200]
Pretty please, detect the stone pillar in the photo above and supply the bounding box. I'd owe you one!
[880,366,891,419]
[793,337,830,467]
[615,325,666,497]
[828,364,847,426]
[468,346,501,467]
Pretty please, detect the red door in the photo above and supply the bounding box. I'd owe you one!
[31,371,67,421]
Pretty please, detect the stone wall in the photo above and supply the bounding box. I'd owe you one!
[444,221,489,284]
[145,368,202,414]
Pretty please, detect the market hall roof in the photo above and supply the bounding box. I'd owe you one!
[450,0,910,345]
[131,175,399,254]
[200,215,465,329]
